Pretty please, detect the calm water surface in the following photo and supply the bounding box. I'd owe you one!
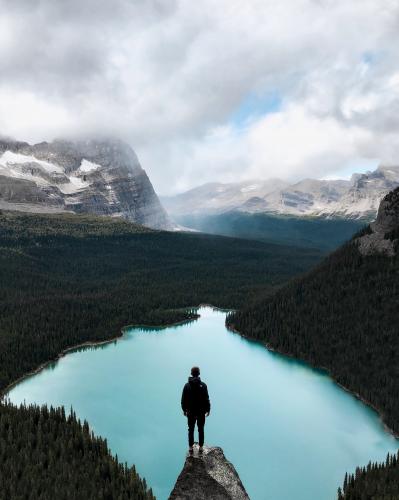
[7,307,398,500]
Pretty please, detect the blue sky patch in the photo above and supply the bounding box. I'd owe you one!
[230,91,282,128]
[322,158,380,180]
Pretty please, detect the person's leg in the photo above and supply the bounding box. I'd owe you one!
[197,413,205,447]
[187,414,195,447]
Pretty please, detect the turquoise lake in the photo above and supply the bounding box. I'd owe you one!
[7,307,398,500]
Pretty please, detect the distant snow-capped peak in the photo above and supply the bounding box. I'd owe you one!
[162,165,399,220]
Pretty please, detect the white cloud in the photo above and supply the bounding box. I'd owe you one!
[247,105,373,179]
[1,0,399,193]
[150,104,375,191]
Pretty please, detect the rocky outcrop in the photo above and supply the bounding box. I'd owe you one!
[169,445,249,500]
[0,137,174,230]
[356,187,399,256]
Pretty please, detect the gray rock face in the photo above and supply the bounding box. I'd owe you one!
[356,187,399,256]
[0,137,173,230]
[162,179,290,217]
[163,165,399,221]
[169,445,249,500]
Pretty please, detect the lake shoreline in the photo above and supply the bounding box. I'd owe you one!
[6,305,396,500]
[3,304,397,446]
[0,312,201,400]
[227,323,399,441]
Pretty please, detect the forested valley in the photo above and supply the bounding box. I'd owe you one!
[0,210,321,499]
[2,200,398,499]
[175,211,365,251]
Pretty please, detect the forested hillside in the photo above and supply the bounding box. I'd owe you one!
[0,210,320,392]
[0,210,321,499]
[227,188,399,498]
[0,402,154,500]
[0,211,153,238]
[338,451,399,499]
[228,241,399,431]
[176,211,365,251]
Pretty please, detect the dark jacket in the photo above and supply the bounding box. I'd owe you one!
[181,376,211,415]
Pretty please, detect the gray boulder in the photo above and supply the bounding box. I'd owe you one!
[169,445,250,500]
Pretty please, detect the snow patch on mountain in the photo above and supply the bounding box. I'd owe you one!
[79,159,102,173]
[58,175,91,194]
[0,150,92,195]
[240,184,261,193]
[0,151,63,173]
[163,165,399,221]
[0,138,174,230]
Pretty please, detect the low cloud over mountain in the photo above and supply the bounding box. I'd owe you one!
[1,1,399,193]
[0,136,173,229]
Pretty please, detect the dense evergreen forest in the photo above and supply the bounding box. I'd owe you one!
[227,189,399,498]
[0,401,154,500]
[174,211,365,251]
[0,210,321,499]
[0,210,320,392]
[227,237,399,434]
[338,451,399,499]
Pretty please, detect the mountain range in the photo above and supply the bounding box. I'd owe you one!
[162,165,399,220]
[0,137,173,230]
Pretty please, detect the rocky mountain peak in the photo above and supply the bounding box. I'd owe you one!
[356,187,399,256]
[50,138,141,172]
[0,136,173,230]
[163,163,399,220]
[0,137,142,174]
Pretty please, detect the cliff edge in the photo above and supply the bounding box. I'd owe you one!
[169,445,249,500]
[356,186,399,256]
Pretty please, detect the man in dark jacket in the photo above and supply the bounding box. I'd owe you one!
[181,366,211,451]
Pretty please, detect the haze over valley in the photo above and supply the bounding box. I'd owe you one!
[1,132,397,251]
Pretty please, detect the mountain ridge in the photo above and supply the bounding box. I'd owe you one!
[0,136,173,230]
[163,164,399,221]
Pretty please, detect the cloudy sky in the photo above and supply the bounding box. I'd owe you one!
[0,0,399,194]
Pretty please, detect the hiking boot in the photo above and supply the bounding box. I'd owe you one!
[199,446,203,453]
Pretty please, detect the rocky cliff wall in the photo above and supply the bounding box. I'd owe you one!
[0,137,173,230]
[357,187,399,256]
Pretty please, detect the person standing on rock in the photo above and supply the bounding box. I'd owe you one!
[181,366,211,452]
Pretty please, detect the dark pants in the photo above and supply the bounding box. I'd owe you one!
[187,413,205,447]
